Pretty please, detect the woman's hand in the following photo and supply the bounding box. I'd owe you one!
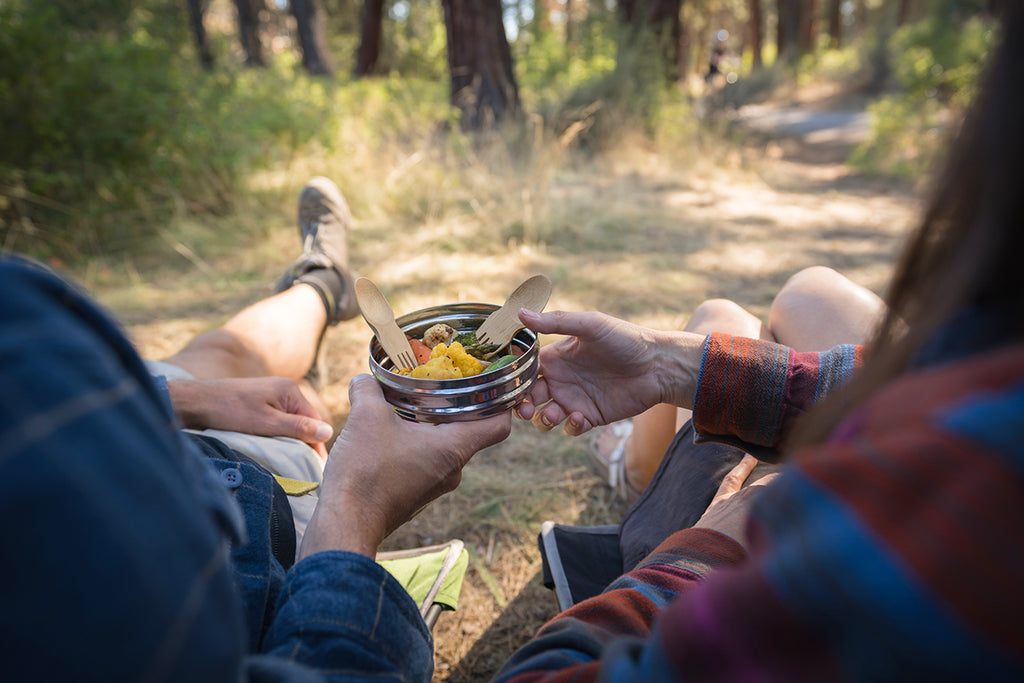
[514,309,705,436]
[167,377,333,459]
[693,454,779,550]
[298,375,512,559]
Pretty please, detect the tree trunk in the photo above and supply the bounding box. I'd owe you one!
[776,0,801,61]
[618,0,684,82]
[827,0,842,47]
[291,0,332,75]
[187,0,214,68]
[749,0,763,68]
[441,0,521,130]
[234,0,266,67]
[566,0,576,48]
[798,0,816,53]
[897,0,911,25]
[354,0,384,76]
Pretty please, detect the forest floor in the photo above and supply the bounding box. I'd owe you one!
[92,80,921,681]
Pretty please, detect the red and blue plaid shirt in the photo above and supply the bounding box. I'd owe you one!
[495,332,1024,681]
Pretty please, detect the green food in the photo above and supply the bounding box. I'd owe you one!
[455,331,500,359]
[483,354,517,373]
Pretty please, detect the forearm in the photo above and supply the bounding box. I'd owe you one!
[298,491,387,559]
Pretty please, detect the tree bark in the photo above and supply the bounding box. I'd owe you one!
[776,0,801,61]
[187,0,214,68]
[827,0,842,47]
[440,0,520,130]
[354,0,384,76]
[749,0,763,68]
[291,0,332,75]
[897,0,912,25]
[234,0,266,67]
[798,0,816,53]
[618,0,684,82]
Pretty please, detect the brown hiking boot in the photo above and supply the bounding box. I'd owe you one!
[275,176,359,324]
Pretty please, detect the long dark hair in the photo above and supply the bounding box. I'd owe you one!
[791,4,1024,448]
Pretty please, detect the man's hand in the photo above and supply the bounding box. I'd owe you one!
[166,378,333,459]
[298,375,512,559]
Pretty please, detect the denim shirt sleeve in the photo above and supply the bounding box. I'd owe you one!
[251,552,434,682]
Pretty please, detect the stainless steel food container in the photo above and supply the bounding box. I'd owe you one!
[367,302,539,423]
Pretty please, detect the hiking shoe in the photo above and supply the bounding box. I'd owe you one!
[275,176,359,324]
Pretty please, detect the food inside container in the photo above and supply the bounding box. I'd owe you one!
[366,303,540,423]
[394,323,523,380]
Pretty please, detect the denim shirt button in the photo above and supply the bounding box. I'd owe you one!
[220,467,243,489]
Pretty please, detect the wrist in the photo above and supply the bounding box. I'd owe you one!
[165,379,208,429]
[299,490,389,560]
[652,330,705,409]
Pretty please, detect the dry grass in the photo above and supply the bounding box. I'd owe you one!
[83,92,919,681]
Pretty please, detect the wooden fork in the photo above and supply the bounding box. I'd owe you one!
[354,277,417,370]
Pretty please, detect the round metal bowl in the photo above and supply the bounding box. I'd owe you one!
[367,302,539,423]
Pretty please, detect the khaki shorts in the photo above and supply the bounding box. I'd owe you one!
[145,360,323,546]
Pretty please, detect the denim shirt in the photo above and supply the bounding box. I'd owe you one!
[0,255,433,682]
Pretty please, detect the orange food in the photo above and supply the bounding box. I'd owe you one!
[408,338,432,365]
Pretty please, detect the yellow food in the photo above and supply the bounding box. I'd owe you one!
[404,341,484,379]
[408,354,460,379]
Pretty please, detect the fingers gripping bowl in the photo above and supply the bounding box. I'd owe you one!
[367,303,539,423]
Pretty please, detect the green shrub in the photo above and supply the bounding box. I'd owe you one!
[0,1,342,259]
[850,10,997,180]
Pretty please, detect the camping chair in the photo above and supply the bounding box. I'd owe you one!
[537,521,623,611]
[377,539,470,630]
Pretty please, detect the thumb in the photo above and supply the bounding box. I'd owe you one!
[348,374,387,413]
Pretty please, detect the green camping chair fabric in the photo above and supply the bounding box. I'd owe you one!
[377,539,469,630]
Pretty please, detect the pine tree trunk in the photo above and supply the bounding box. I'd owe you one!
[354,0,385,76]
[441,0,521,130]
[187,0,214,68]
[617,0,684,82]
[291,0,332,75]
[234,0,266,67]
[749,0,763,68]
[827,0,842,47]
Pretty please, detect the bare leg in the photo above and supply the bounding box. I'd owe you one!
[163,283,327,382]
[768,266,885,351]
[614,268,885,494]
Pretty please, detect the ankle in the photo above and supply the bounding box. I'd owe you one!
[295,267,344,325]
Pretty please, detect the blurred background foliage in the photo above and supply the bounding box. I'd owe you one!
[0,0,1003,262]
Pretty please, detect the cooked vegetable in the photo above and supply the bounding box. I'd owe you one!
[422,323,456,349]
[404,341,484,379]
[483,354,516,373]
[454,331,499,359]
[408,338,432,365]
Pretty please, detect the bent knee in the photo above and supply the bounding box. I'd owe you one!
[687,299,763,337]
[779,266,847,299]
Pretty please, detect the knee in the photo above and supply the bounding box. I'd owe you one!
[686,298,761,336]
[692,298,747,323]
[772,267,845,315]
[778,266,846,301]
